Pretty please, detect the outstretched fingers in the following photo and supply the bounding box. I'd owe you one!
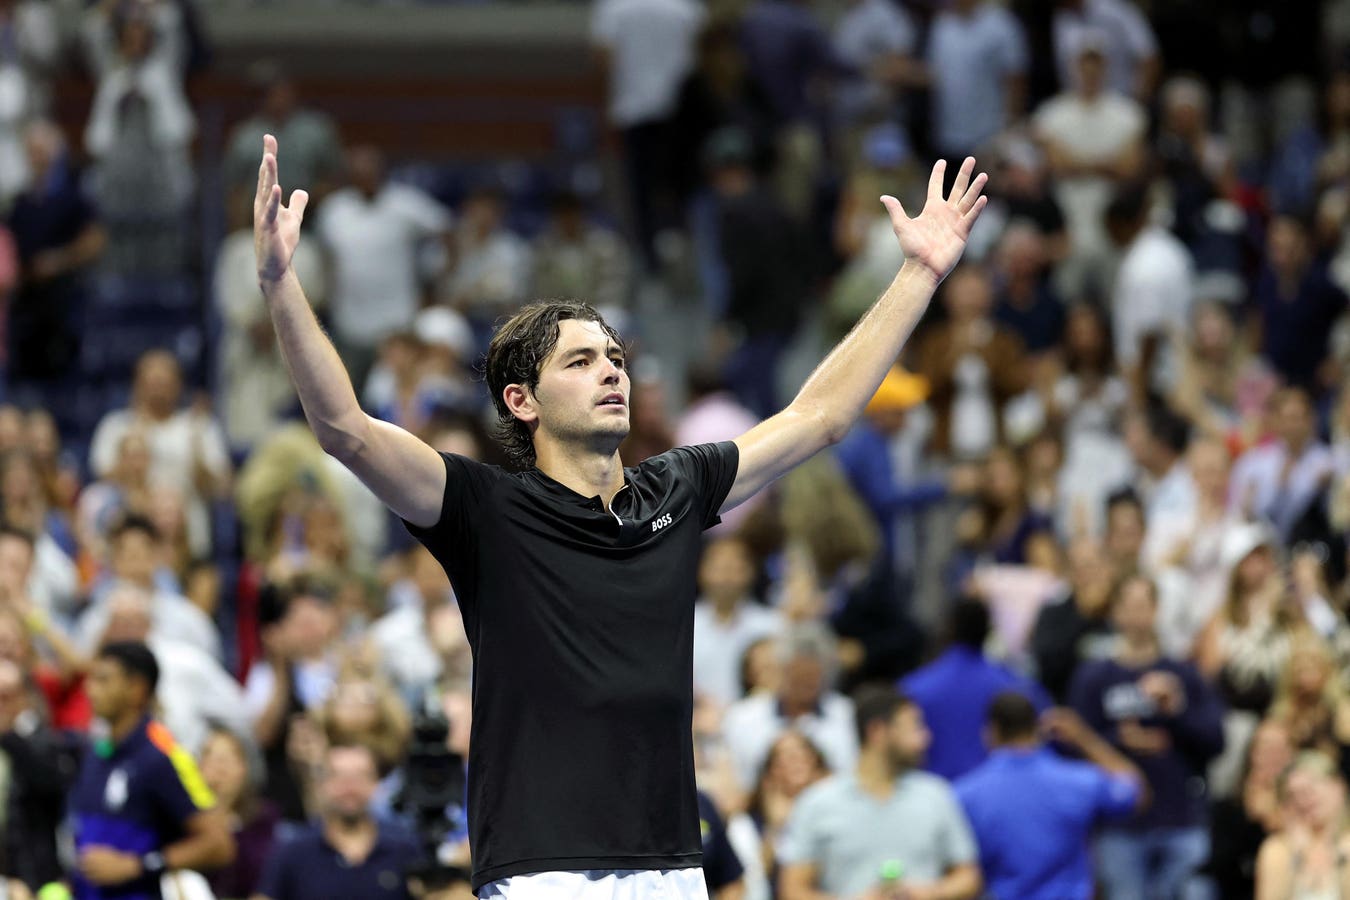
[947,157,975,205]
[962,194,989,228]
[958,171,988,214]
[880,194,907,226]
[289,189,310,222]
[926,159,947,203]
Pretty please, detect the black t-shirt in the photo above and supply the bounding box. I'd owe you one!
[404,442,741,890]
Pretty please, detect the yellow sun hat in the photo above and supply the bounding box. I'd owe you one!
[865,366,930,415]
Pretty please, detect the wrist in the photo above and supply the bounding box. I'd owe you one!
[897,260,943,291]
[140,850,165,878]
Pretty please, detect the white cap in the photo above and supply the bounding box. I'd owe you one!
[415,307,474,360]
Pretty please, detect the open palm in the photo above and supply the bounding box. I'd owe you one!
[254,133,310,284]
[881,157,988,284]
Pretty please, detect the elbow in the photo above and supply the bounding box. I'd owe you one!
[314,415,371,464]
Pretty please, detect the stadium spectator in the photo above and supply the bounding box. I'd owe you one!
[89,350,232,560]
[956,694,1144,900]
[725,731,829,900]
[1031,537,1117,702]
[530,189,631,314]
[1254,750,1350,899]
[0,656,71,892]
[696,789,745,900]
[198,726,279,900]
[1051,0,1160,99]
[439,186,532,331]
[912,266,1029,459]
[222,65,343,216]
[903,599,1050,781]
[94,585,247,755]
[1069,572,1225,900]
[692,535,782,708]
[70,641,235,900]
[254,742,419,900]
[372,545,466,702]
[1206,718,1295,899]
[722,624,857,789]
[778,685,981,900]
[926,0,1027,161]
[315,145,451,387]
[1231,388,1337,543]
[1253,215,1347,392]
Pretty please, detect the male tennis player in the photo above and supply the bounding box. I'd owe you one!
[254,133,987,899]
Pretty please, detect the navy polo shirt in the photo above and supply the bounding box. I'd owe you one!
[698,791,743,893]
[69,717,216,900]
[256,824,419,900]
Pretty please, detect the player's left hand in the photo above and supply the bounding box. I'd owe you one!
[78,847,143,885]
[881,157,988,285]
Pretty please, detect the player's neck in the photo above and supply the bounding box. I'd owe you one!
[534,444,626,510]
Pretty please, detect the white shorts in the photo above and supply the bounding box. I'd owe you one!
[478,868,709,899]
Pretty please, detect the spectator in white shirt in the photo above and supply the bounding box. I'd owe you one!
[1052,0,1159,100]
[693,536,784,708]
[97,584,246,755]
[89,350,232,560]
[1107,184,1196,399]
[1034,38,1147,298]
[1123,404,1196,530]
[722,623,858,790]
[440,186,532,332]
[1231,387,1337,542]
[591,0,704,266]
[316,145,452,387]
[832,0,920,126]
[77,514,222,662]
[927,0,1028,159]
[215,195,329,451]
[372,546,468,701]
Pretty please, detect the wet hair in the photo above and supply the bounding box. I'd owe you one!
[483,299,625,469]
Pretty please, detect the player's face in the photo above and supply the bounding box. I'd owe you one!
[530,319,630,452]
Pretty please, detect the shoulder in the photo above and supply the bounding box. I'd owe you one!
[796,773,851,811]
[641,442,740,477]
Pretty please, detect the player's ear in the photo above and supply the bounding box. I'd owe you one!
[503,384,538,425]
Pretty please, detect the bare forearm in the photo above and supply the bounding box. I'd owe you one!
[164,828,234,871]
[929,865,982,900]
[262,268,369,458]
[791,262,939,442]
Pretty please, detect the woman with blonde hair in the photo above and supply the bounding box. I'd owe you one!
[1256,750,1350,900]
[1268,634,1350,761]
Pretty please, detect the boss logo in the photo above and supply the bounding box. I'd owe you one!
[651,513,673,532]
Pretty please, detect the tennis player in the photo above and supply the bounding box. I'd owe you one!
[253,133,987,898]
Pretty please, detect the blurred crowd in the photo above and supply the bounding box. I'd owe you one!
[0,0,1348,897]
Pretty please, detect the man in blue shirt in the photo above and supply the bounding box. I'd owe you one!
[956,692,1143,900]
[256,743,420,900]
[70,641,235,900]
[902,600,1050,780]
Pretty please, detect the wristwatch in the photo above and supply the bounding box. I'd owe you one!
[141,851,166,877]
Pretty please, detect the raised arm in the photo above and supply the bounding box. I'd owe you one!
[255,135,446,527]
[725,157,987,510]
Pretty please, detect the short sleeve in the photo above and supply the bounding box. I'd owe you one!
[775,786,828,866]
[391,185,452,238]
[932,781,980,866]
[145,722,215,828]
[662,442,740,529]
[1092,769,1141,821]
[401,453,505,614]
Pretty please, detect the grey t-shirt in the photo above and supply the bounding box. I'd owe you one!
[778,771,978,896]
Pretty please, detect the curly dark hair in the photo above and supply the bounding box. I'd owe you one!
[484,299,625,469]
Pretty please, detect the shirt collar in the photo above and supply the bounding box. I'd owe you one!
[775,695,826,720]
[522,467,633,512]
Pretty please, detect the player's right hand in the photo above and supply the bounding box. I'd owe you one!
[254,133,309,286]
